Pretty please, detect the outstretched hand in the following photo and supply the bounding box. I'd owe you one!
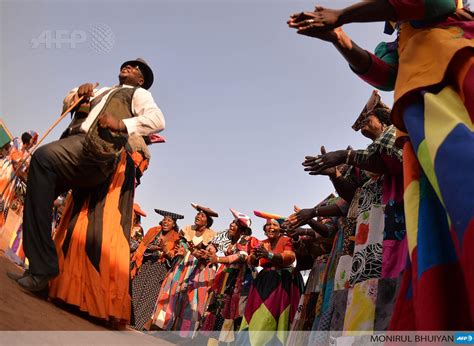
[287,208,317,229]
[303,146,347,176]
[288,6,343,40]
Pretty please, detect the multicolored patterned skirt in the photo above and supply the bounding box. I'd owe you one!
[151,253,216,337]
[200,263,256,343]
[390,49,474,329]
[238,267,303,346]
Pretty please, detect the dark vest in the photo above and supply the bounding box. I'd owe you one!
[83,87,137,160]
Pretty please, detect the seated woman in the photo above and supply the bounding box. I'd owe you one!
[150,203,218,337]
[201,208,258,343]
[129,208,182,331]
[238,213,304,346]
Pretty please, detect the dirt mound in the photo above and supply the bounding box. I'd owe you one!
[0,251,109,331]
[0,252,181,345]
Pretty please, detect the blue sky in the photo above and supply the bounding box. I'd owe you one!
[1,0,394,239]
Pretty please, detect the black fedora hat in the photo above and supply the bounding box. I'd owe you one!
[120,58,154,90]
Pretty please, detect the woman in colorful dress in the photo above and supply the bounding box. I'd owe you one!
[289,93,406,343]
[288,0,474,329]
[3,131,38,264]
[286,195,346,339]
[129,209,182,330]
[150,203,218,337]
[238,213,304,346]
[200,208,257,343]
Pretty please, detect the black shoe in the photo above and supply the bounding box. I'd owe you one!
[7,269,29,282]
[17,273,55,292]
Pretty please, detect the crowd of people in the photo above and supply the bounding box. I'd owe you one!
[0,0,472,344]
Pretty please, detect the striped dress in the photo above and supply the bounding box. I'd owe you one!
[150,225,216,337]
[200,235,258,343]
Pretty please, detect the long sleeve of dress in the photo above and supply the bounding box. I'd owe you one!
[354,42,399,91]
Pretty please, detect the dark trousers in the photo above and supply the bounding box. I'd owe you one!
[23,134,115,276]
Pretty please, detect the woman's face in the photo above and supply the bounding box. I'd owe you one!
[194,211,208,228]
[162,216,175,232]
[264,220,281,239]
[228,221,239,237]
[361,114,384,140]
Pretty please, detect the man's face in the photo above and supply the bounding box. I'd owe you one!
[119,64,144,87]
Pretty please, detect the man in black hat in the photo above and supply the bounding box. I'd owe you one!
[11,58,165,292]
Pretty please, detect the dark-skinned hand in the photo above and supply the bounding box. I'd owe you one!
[253,245,269,260]
[98,113,125,132]
[77,83,97,101]
[287,208,317,229]
[307,146,338,177]
[288,6,343,32]
[288,12,342,42]
[303,147,347,176]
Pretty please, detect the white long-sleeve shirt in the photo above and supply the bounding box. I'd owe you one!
[63,84,165,136]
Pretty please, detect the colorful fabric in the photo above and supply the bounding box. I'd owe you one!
[353,125,403,164]
[49,152,135,323]
[359,13,474,132]
[238,268,304,346]
[151,225,216,336]
[130,226,161,279]
[389,0,460,21]
[237,234,302,345]
[130,227,179,330]
[253,210,286,225]
[343,278,378,333]
[350,204,384,286]
[289,254,328,335]
[310,156,404,343]
[230,208,252,228]
[256,236,296,268]
[353,0,474,329]
[390,83,474,329]
[200,235,257,343]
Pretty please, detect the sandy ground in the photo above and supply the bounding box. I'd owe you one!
[0,251,177,344]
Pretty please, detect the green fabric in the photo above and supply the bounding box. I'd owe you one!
[0,122,12,148]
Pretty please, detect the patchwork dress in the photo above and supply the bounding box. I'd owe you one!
[238,235,304,346]
[355,0,474,329]
[150,225,216,337]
